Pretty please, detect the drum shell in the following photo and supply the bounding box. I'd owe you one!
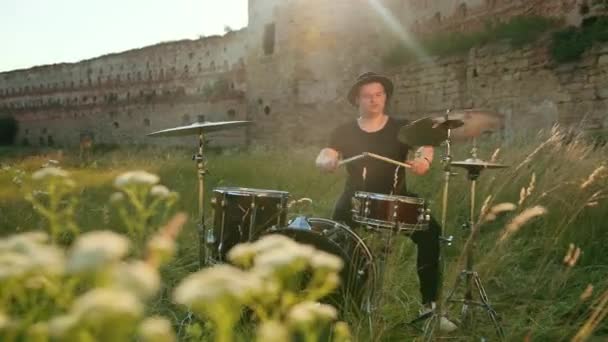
[352,191,429,231]
[210,187,289,260]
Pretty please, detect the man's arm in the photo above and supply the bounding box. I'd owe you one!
[407,146,434,176]
[316,148,340,172]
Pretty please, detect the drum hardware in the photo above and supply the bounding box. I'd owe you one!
[404,109,460,339]
[442,143,509,340]
[147,120,252,268]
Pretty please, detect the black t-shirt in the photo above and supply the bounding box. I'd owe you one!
[328,116,411,195]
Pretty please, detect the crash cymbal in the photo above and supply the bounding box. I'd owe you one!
[147,120,252,137]
[398,117,451,146]
[451,158,509,171]
[431,109,504,140]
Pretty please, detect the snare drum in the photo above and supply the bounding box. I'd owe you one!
[209,187,289,261]
[351,191,429,232]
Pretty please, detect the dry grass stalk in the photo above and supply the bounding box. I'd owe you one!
[572,289,608,341]
[515,130,561,172]
[478,195,493,222]
[580,285,594,302]
[498,206,547,243]
[490,148,501,163]
[581,166,607,190]
[563,243,581,268]
[482,202,517,223]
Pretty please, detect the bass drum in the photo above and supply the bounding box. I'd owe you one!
[268,217,377,312]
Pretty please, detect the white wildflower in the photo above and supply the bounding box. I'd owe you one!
[67,230,130,272]
[47,314,80,339]
[254,244,314,275]
[109,192,125,203]
[150,185,171,198]
[0,231,49,250]
[288,302,337,326]
[256,321,289,342]
[72,288,143,324]
[0,312,8,329]
[112,261,160,299]
[250,234,298,255]
[226,242,257,267]
[173,265,262,308]
[32,167,69,180]
[310,252,344,273]
[138,316,176,342]
[147,234,175,265]
[114,171,159,188]
[0,233,65,279]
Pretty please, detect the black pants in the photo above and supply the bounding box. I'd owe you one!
[332,191,440,305]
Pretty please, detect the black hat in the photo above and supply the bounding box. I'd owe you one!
[347,72,394,106]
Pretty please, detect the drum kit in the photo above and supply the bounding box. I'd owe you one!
[147,109,509,339]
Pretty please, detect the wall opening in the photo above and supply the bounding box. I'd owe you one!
[143,118,150,127]
[459,3,467,17]
[197,115,206,122]
[113,121,120,129]
[263,23,276,55]
[264,106,271,115]
[227,109,236,118]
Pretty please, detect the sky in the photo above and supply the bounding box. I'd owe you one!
[0,0,248,72]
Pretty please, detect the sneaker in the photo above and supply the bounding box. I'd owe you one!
[419,302,458,333]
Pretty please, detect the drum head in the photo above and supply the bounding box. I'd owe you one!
[266,218,376,312]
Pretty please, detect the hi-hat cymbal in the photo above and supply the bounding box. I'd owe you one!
[451,158,509,171]
[147,120,252,137]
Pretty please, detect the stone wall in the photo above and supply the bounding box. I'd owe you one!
[391,0,581,35]
[0,29,249,147]
[1,0,604,148]
[390,39,608,136]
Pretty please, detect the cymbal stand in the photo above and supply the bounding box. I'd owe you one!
[409,110,456,340]
[193,129,210,268]
[443,141,505,340]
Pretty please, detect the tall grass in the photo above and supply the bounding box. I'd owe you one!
[0,126,607,340]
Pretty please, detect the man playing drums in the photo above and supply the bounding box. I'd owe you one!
[315,72,456,331]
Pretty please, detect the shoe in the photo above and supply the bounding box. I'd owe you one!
[419,302,458,333]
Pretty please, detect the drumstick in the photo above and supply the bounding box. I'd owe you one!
[337,152,412,169]
[365,152,412,169]
[338,153,366,166]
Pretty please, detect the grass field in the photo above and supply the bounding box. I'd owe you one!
[1,127,607,341]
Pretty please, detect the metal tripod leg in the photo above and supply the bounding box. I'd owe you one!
[445,269,505,340]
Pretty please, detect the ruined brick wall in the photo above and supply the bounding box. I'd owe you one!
[246,0,392,145]
[0,29,249,148]
[0,0,604,149]
[389,39,608,136]
[391,0,581,36]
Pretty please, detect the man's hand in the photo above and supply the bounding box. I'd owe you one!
[316,148,340,173]
[407,146,434,176]
[407,158,431,175]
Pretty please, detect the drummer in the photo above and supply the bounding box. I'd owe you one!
[315,72,456,331]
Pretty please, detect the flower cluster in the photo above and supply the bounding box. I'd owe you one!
[173,234,351,342]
